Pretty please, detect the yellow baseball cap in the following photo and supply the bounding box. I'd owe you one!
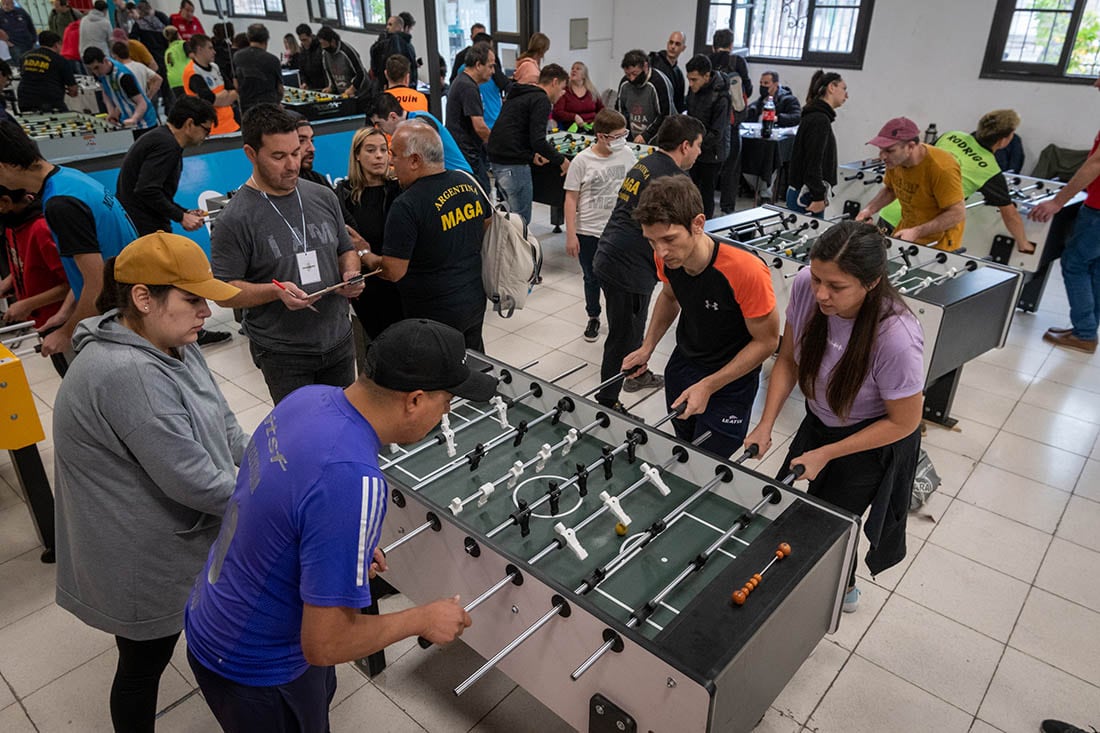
[115,231,240,301]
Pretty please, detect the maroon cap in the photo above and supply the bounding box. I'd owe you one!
[867,117,920,148]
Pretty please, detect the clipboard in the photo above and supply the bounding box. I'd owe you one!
[304,269,382,298]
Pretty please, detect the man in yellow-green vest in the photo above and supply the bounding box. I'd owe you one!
[879,110,1033,254]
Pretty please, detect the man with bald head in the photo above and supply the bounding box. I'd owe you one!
[359,121,493,349]
[649,31,687,112]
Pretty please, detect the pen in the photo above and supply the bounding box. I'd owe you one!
[272,279,321,313]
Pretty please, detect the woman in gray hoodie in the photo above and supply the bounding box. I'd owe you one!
[52,232,246,733]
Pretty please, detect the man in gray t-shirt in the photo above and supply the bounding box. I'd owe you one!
[211,104,364,403]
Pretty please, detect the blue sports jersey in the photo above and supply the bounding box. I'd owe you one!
[185,386,385,686]
[41,167,138,299]
[97,60,159,130]
[408,110,474,174]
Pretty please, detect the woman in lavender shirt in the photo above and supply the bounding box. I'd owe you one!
[744,221,924,613]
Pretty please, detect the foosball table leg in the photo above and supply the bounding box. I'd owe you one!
[923,367,961,428]
[7,446,55,564]
[354,575,399,677]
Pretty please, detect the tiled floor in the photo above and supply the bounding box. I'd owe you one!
[2,204,1099,732]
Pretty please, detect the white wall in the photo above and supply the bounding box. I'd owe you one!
[184,0,1096,168]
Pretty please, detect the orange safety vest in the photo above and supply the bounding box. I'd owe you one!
[182,59,239,135]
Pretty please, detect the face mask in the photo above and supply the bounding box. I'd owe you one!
[608,136,627,151]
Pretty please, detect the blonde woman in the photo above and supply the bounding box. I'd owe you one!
[552,60,604,128]
[335,126,403,338]
[513,31,549,84]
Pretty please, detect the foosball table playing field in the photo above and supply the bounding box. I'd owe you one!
[374,355,861,733]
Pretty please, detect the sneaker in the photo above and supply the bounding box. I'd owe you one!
[196,328,232,346]
[623,371,664,393]
[1041,720,1097,733]
[842,586,861,613]
[583,318,600,342]
[596,398,640,421]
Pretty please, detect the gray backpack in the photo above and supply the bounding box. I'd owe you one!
[462,172,543,318]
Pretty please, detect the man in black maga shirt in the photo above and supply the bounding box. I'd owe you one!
[592,115,705,414]
[17,31,76,113]
[362,120,491,350]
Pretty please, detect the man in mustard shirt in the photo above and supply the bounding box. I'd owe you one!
[856,117,966,250]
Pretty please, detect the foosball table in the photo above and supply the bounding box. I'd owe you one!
[535,133,657,231]
[959,173,1086,311]
[825,158,885,222]
[375,356,860,733]
[12,110,133,162]
[706,206,1023,427]
[281,86,358,120]
[826,159,1083,312]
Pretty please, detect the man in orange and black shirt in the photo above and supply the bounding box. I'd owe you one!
[623,175,779,457]
[383,54,426,112]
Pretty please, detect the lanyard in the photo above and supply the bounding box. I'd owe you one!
[253,179,308,253]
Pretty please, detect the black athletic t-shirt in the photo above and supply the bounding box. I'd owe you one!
[17,47,75,112]
[445,72,486,164]
[593,151,686,293]
[382,170,490,330]
[977,171,1013,208]
[233,46,283,114]
[657,238,776,372]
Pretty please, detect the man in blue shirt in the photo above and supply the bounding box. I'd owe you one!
[0,0,36,65]
[186,318,493,731]
[0,120,138,359]
[369,91,473,174]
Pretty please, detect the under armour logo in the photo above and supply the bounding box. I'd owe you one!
[704,300,719,311]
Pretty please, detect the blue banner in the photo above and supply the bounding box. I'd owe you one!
[83,127,360,256]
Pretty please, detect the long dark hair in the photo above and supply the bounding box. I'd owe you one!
[797,221,907,420]
[805,69,842,105]
[96,257,172,316]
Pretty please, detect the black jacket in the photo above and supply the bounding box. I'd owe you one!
[745,84,802,127]
[387,31,417,85]
[787,98,838,203]
[685,70,731,165]
[298,42,328,89]
[648,50,685,113]
[486,83,563,166]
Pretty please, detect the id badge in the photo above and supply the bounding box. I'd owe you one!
[296,250,322,285]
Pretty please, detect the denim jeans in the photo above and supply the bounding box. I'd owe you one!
[1062,204,1100,340]
[493,162,533,224]
[785,186,825,219]
[577,234,602,318]
[248,334,356,404]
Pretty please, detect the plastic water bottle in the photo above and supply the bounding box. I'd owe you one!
[761,96,776,139]
[924,123,938,144]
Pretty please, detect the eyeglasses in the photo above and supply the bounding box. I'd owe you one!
[600,131,629,141]
[199,123,214,137]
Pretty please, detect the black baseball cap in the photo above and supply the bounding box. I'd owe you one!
[365,319,498,401]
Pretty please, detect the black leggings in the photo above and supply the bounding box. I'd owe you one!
[111,633,181,733]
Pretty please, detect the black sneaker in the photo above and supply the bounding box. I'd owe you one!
[623,371,664,393]
[1041,720,1097,733]
[196,328,232,346]
[583,318,600,342]
[596,398,640,421]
